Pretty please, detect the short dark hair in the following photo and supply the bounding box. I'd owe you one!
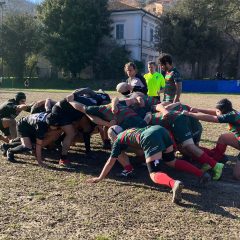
[216,98,233,114]
[148,61,156,66]
[15,92,26,104]
[159,55,172,65]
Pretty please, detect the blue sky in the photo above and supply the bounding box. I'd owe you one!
[28,0,43,3]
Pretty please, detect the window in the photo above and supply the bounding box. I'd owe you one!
[150,28,154,42]
[116,24,124,40]
[143,25,147,41]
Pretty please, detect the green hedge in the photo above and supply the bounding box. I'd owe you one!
[1,78,120,91]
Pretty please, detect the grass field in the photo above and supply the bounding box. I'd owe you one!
[0,90,239,240]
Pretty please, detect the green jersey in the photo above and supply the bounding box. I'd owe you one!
[149,110,182,129]
[163,67,182,102]
[172,103,191,112]
[218,111,240,144]
[85,104,146,130]
[142,96,160,110]
[149,110,193,144]
[110,126,172,159]
[85,105,114,121]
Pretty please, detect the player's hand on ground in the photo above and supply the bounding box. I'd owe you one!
[86,177,101,183]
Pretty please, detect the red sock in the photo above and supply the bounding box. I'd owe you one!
[211,143,227,161]
[200,146,214,157]
[197,152,217,168]
[124,164,133,172]
[153,172,175,189]
[175,160,203,177]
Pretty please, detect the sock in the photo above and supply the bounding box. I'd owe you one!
[5,141,21,149]
[10,141,21,147]
[9,145,31,154]
[211,143,227,161]
[196,152,217,168]
[153,172,175,189]
[169,131,177,149]
[83,132,91,153]
[60,154,68,160]
[200,146,214,157]
[175,160,203,177]
[124,164,133,172]
[10,137,21,143]
[104,139,111,144]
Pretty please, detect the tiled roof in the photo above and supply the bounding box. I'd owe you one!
[108,1,139,11]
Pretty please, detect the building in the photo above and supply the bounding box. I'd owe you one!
[156,0,178,11]
[144,2,163,16]
[109,1,160,70]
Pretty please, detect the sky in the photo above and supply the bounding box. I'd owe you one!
[28,0,43,3]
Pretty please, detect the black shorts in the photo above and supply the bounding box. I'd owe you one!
[171,115,193,144]
[0,119,10,136]
[52,104,84,126]
[17,120,36,143]
[188,117,202,144]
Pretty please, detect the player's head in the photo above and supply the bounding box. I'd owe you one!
[15,92,26,105]
[158,55,172,71]
[215,98,233,115]
[148,61,156,74]
[108,125,123,141]
[124,62,137,78]
[116,82,131,96]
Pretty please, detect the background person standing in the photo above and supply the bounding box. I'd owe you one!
[144,61,165,101]
[159,55,182,103]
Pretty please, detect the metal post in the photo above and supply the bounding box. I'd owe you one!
[140,12,147,61]
[0,1,6,84]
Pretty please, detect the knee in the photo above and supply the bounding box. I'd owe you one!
[218,134,227,143]
[149,172,156,182]
[165,160,176,168]
[64,128,76,138]
[184,144,201,155]
[9,119,16,125]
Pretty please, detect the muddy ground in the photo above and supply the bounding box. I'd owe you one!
[0,90,239,240]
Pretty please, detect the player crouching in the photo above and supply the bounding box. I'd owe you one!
[87,125,209,203]
[5,112,59,167]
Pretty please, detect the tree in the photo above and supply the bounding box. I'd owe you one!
[38,0,112,78]
[156,11,223,78]
[94,40,130,80]
[25,54,39,80]
[155,0,240,78]
[1,14,41,81]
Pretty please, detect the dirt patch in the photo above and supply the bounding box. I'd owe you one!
[0,91,239,240]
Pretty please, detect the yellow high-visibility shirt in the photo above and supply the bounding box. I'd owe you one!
[144,72,165,97]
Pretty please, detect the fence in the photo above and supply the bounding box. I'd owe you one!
[182,80,240,93]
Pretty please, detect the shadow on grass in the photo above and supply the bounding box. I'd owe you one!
[201,138,217,144]
[179,186,240,220]
[12,148,240,220]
